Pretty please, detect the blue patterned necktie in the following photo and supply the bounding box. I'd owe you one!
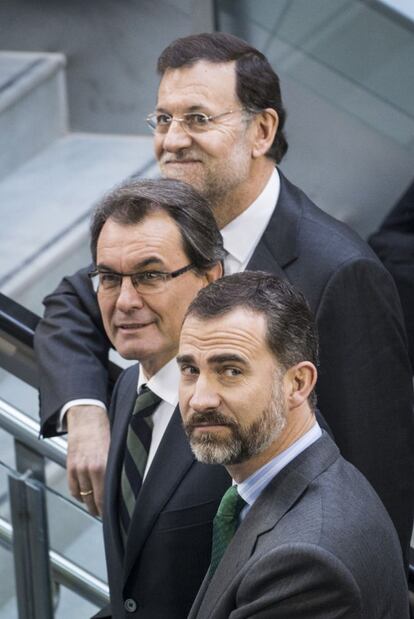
[119,385,161,543]
[209,485,246,576]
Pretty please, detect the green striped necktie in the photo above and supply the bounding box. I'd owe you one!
[119,385,161,543]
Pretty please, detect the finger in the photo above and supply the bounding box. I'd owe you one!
[89,469,105,517]
[67,457,82,500]
[77,472,99,517]
[81,492,99,517]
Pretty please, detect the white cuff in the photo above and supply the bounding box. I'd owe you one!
[57,399,107,433]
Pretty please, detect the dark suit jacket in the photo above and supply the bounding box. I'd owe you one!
[34,170,414,560]
[189,433,409,619]
[99,364,230,618]
[368,180,414,368]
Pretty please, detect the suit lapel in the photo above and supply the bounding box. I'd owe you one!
[194,433,340,618]
[105,366,139,561]
[247,170,302,275]
[123,406,195,581]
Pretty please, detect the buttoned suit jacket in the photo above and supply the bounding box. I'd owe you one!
[34,170,414,560]
[97,363,230,618]
[189,432,409,619]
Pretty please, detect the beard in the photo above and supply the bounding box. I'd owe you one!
[183,381,287,465]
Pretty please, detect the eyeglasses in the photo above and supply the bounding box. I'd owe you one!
[145,109,248,134]
[88,264,195,295]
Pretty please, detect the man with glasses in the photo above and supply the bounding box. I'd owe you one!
[82,177,228,618]
[35,32,414,566]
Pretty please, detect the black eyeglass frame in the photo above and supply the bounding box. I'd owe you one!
[88,263,195,293]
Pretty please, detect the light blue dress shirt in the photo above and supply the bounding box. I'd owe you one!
[237,422,322,520]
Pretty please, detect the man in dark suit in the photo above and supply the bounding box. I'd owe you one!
[369,180,414,368]
[35,33,414,562]
[81,178,229,618]
[178,272,409,619]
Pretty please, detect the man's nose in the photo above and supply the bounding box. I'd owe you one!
[161,119,193,152]
[115,277,145,311]
[189,375,221,412]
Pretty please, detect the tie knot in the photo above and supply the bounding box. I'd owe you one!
[217,485,246,520]
[133,385,162,417]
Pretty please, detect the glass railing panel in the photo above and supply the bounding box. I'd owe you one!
[46,485,106,578]
[54,589,102,619]
[0,464,17,619]
[0,462,107,618]
[45,484,107,617]
[0,546,17,619]
[0,368,39,422]
[0,402,107,617]
[0,428,16,471]
[46,486,107,619]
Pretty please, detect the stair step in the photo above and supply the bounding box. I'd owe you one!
[0,51,67,181]
[0,132,157,293]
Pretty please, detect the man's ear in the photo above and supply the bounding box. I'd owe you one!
[285,361,317,410]
[251,108,278,159]
[204,261,223,285]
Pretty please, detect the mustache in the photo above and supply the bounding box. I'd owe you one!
[184,410,237,429]
[161,152,202,164]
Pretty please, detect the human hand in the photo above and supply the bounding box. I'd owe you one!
[66,405,110,517]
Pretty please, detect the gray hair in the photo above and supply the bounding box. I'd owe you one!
[90,177,225,273]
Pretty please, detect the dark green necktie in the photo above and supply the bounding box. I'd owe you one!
[119,385,161,542]
[209,485,246,576]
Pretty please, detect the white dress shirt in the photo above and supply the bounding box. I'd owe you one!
[221,168,280,274]
[138,358,179,478]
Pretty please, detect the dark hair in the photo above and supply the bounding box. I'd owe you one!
[185,271,318,409]
[157,32,288,163]
[90,178,225,272]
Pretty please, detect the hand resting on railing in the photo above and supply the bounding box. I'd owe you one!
[66,405,110,517]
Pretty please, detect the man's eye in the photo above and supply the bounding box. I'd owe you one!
[141,271,163,281]
[156,114,172,126]
[222,367,242,377]
[100,273,120,287]
[187,113,209,127]
[180,365,198,376]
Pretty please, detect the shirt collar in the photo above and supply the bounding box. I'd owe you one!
[237,422,322,508]
[221,168,280,267]
[137,357,179,407]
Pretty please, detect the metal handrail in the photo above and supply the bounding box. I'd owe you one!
[0,399,66,467]
[0,293,115,613]
[0,517,109,607]
[0,291,120,390]
[0,398,110,607]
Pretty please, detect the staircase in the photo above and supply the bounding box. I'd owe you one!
[0,50,158,307]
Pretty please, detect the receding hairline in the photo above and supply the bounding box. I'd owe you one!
[159,57,238,76]
[157,60,239,106]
